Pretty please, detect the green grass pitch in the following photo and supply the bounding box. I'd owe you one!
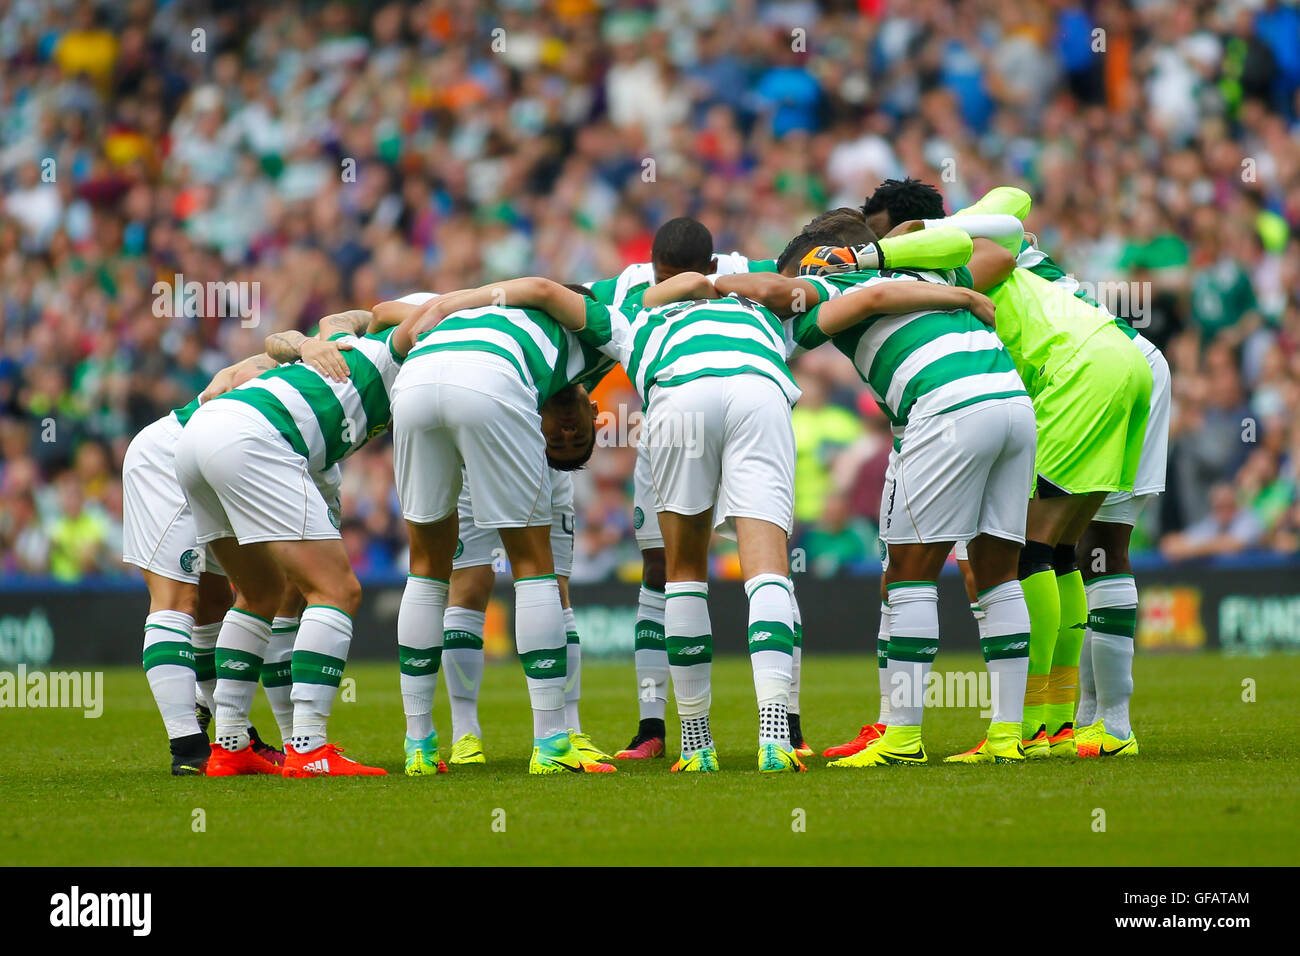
[2,652,1297,866]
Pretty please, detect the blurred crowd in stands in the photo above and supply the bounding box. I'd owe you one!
[2,0,1299,583]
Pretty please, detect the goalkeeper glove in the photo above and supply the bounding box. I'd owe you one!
[797,240,886,276]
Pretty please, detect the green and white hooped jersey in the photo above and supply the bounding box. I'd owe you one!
[1016,237,1138,342]
[624,294,801,406]
[171,394,202,427]
[405,298,629,407]
[210,327,404,472]
[794,268,1026,436]
[585,252,777,309]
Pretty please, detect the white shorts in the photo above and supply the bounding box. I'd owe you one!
[174,401,341,545]
[392,352,551,528]
[454,468,575,576]
[632,439,665,550]
[1096,335,1169,525]
[122,415,223,583]
[644,374,795,537]
[882,397,1036,545]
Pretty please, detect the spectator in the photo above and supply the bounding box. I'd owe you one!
[0,0,1298,580]
[1160,482,1263,561]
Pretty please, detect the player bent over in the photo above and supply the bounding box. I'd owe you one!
[720,224,1032,765]
[174,312,414,777]
[860,181,1152,759]
[391,279,627,775]
[409,468,612,771]
[124,345,342,774]
[585,217,788,758]
[123,371,250,776]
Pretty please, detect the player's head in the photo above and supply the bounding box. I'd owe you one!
[537,283,601,469]
[652,217,714,282]
[541,382,599,471]
[862,178,945,236]
[775,209,876,276]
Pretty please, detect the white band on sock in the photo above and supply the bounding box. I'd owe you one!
[666,580,711,719]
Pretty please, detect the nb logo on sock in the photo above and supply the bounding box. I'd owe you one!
[406,658,434,668]
[749,630,772,644]
[679,644,706,656]
[221,661,252,671]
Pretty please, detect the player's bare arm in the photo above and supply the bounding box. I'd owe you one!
[816,284,995,337]
[712,273,823,316]
[265,329,354,382]
[316,309,372,338]
[966,238,1016,291]
[198,352,278,402]
[370,300,420,332]
[640,271,719,308]
[408,277,590,337]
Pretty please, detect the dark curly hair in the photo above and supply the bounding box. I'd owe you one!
[862,178,946,229]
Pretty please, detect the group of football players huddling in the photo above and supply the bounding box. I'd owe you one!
[124,179,1167,778]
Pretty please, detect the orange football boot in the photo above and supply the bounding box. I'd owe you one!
[205,742,282,776]
[282,743,388,777]
[821,722,886,758]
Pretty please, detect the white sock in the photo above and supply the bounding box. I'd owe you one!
[789,591,803,715]
[1088,575,1137,738]
[883,583,939,727]
[398,576,447,740]
[290,605,352,753]
[442,606,485,740]
[876,602,891,724]
[1076,628,1097,726]
[977,581,1031,727]
[633,584,668,721]
[971,601,989,643]
[745,573,795,747]
[563,606,582,733]
[191,621,221,713]
[665,581,712,745]
[514,576,567,740]
[214,609,271,752]
[143,610,199,739]
[264,616,298,744]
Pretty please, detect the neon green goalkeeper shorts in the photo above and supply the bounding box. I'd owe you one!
[1032,324,1153,496]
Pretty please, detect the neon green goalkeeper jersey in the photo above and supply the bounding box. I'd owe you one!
[793,266,1025,434]
[1016,238,1138,342]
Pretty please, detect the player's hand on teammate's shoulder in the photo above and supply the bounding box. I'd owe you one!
[964,289,996,328]
[301,338,353,382]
